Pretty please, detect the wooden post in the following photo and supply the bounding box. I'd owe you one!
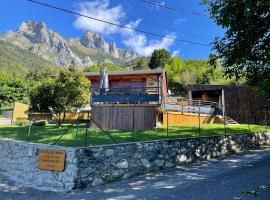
[167,109,169,137]
[198,100,201,136]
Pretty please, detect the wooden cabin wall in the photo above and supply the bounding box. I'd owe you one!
[90,104,157,131]
[223,86,266,124]
[186,84,266,124]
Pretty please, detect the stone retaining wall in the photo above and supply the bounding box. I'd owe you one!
[0,132,270,191]
[74,132,270,189]
[0,139,77,191]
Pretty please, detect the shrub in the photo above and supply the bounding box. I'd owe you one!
[33,120,48,126]
[16,119,30,126]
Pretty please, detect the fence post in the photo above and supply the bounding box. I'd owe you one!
[84,112,90,147]
[167,109,169,137]
[198,100,201,137]
[182,102,184,115]
[27,112,33,142]
[264,106,268,131]
[247,110,251,132]
[84,122,88,147]
[132,106,135,142]
[223,104,227,136]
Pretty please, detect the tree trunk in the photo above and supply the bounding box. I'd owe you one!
[60,112,66,127]
[57,113,61,128]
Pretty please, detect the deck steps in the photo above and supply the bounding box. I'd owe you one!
[217,115,239,125]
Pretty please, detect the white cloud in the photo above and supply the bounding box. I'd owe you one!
[155,1,165,11]
[73,0,176,56]
[73,0,124,34]
[172,49,180,57]
[122,19,142,36]
[173,18,187,25]
[123,33,176,56]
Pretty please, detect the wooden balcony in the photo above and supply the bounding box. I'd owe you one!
[91,86,161,104]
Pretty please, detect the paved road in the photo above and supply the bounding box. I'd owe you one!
[1,148,270,200]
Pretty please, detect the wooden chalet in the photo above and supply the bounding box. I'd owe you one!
[85,69,168,130]
[85,69,167,104]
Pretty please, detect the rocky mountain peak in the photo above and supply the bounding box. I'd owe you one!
[80,31,106,49]
[18,20,47,32]
[17,20,62,45]
[79,30,138,61]
[0,20,139,67]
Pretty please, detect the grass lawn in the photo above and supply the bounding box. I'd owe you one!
[0,123,268,147]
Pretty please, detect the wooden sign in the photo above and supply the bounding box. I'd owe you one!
[38,149,66,172]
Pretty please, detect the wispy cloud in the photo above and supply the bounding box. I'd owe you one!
[73,0,176,56]
[173,18,187,25]
[172,49,180,57]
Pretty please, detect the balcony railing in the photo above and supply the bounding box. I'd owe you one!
[164,98,222,115]
[91,86,161,104]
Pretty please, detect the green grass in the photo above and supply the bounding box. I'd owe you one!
[0,123,268,147]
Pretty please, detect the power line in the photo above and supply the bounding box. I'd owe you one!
[73,0,212,41]
[26,0,210,47]
[139,0,208,17]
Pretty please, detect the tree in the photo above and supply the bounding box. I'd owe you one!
[26,68,60,81]
[149,49,171,69]
[203,0,270,100]
[83,63,128,72]
[165,57,185,83]
[134,57,149,70]
[29,66,90,125]
[0,73,29,108]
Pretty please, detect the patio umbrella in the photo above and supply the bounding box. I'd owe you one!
[100,67,109,94]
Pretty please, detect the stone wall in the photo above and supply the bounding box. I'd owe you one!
[0,132,270,191]
[0,139,77,191]
[74,132,270,189]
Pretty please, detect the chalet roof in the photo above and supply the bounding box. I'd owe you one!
[185,84,250,91]
[85,69,165,77]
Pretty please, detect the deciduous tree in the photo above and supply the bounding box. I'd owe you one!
[134,57,149,70]
[149,49,171,69]
[0,73,28,108]
[29,66,90,126]
[203,0,270,101]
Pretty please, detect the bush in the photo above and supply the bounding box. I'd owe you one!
[33,120,48,126]
[16,119,30,126]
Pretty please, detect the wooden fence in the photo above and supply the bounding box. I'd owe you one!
[90,104,157,130]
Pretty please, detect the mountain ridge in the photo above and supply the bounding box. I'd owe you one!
[0,20,139,68]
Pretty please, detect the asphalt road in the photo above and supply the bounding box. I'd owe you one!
[1,148,270,200]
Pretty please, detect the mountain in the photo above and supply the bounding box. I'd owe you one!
[0,20,139,69]
[0,40,56,75]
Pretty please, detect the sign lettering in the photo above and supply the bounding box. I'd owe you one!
[38,149,66,172]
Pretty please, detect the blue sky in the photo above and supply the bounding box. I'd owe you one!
[0,0,225,59]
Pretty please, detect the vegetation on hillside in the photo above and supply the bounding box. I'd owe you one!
[83,63,131,72]
[145,49,243,95]
[0,41,55,76]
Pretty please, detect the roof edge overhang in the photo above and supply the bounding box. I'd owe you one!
[85,69,166,77]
